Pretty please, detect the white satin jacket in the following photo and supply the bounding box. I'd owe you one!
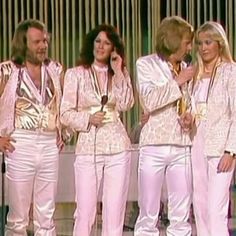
[191,62,236,156]
[136,53,191,147]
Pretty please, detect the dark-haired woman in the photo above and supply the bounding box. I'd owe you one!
[60,24,134,236]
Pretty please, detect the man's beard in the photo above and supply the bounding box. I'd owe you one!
[26,50,47,65]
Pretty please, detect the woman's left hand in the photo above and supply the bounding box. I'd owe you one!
[110,51,122,73]
[217,154,235,173]
[56,134,65,152]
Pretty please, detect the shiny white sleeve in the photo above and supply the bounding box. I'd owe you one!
[136,57,182,113]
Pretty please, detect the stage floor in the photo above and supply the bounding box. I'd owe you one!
[1,149,236,235]
[27,186,236,235]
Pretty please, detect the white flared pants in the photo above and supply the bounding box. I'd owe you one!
[73,151,131,236]
[134,145,192,236]
[192,123,235,236]
[5,129,59,236]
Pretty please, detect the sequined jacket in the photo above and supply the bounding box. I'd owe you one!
[191,62,236,156]
[60,65,134,155]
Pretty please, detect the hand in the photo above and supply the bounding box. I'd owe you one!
[178,112,193,132]
[56,135,64,152]
[0,136,16,153]
[175,66,196,86]
[110,51,122,73]
[140,113,150,127]
[89,111,106,127]
[217,153,235,173]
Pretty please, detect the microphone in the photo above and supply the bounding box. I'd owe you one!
[178,54,192,116]
[184,54,192,66]
[100,95,108,112]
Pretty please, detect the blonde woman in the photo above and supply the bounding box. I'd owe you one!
[191,21,236,236]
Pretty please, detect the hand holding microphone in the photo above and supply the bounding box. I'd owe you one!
[89,95,108,127]
[184,54,192,67]
[175,54,196,86]
[100,95,108,112]
[176,54,195,115]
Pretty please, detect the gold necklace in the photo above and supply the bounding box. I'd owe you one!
[203,57,221,74]
[205,57,222,103]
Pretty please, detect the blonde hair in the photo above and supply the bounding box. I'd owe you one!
[155,16,194,59]
[194,21,233,79]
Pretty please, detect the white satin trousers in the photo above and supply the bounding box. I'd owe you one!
[5,129,59,236]
[134,145,192,236]
[192,122,235,236]
[73,151,131,236]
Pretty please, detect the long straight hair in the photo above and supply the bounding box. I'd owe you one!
[11,19,48,65]
[194,21,233,81]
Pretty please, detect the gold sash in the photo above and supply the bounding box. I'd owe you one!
[79,105,119,123]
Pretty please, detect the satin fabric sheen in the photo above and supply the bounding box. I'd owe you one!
[5,129,59,236]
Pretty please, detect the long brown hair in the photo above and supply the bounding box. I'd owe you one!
[11,19,48,65]
[77,24,125,75]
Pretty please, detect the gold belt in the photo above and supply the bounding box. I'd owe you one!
[14,125,57,133]
[80,105,119,123]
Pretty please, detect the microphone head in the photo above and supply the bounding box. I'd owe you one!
[101,95,108,106]
[184,54,192,66]
[44,58,51,66]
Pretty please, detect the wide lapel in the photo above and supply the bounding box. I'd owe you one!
[89,65,109,103]
[89,67,101,100]
[21,66,45,103]
[45,61,62,130]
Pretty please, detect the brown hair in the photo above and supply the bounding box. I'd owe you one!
[11,19,48,65]
[77,24,125,75]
